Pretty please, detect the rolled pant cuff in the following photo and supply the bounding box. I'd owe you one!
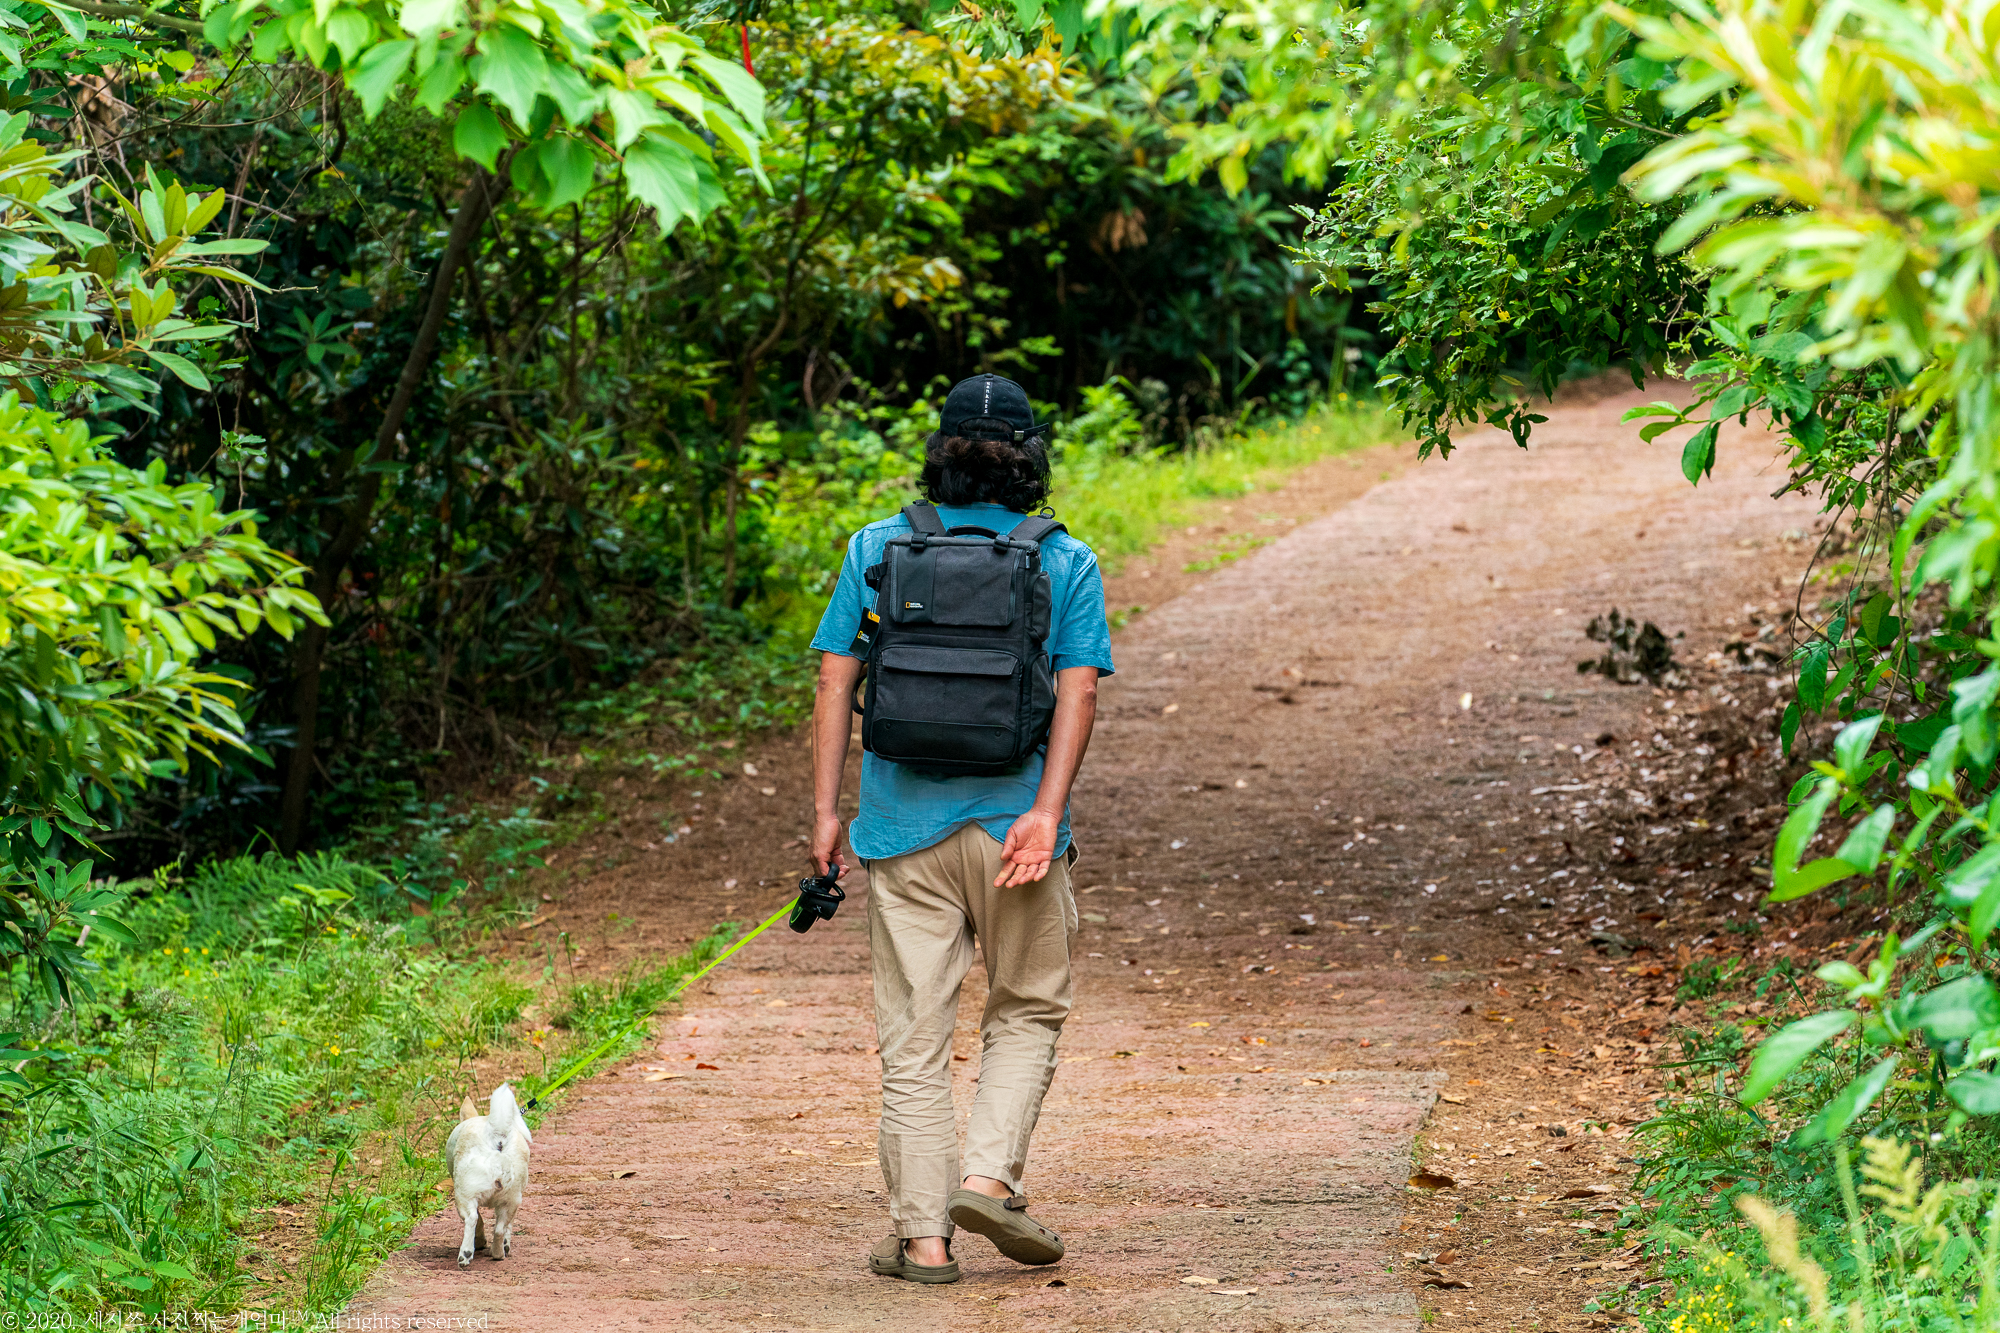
[896,1224,954,1240]
[960,1165,1022,1195]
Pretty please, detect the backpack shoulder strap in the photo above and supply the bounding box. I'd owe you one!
[902,501,947,537]
[1006,514,1067,546]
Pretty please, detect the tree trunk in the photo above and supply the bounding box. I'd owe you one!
[277,164,508,854]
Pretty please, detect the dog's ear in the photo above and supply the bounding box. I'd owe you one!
[460,1095,479,1121]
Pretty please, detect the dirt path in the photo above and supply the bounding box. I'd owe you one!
[350,385,1818,1331]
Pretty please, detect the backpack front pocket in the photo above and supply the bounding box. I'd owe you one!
[868,645,1022,767]
[886,542,1017,626]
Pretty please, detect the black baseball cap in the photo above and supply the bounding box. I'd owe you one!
[939,373,1051,443]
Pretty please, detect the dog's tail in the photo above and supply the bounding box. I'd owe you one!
[488,1082,533,1145]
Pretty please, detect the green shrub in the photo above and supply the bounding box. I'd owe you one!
[0,851,587,1316]
[1642,1138,2000,1332]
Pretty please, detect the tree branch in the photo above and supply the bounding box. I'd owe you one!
[65,2,204,34]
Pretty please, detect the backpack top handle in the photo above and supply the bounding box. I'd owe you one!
[902,500,947,549]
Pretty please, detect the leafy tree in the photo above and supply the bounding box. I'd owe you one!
[1,395,325,1002]
[1129,0,2000,1136]
[0,93,314,1000]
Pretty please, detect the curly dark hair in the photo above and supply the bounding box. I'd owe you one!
[918,432,1052,512]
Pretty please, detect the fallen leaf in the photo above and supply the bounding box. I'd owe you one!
[1434,1249,1459,1265]
[742,763,759,776]
[1211,1288,1258,1296]
[788,1111,806,1119]
[1424,1276,1473,1290]
[765,999,789,1008]
[1438,1093,1467,1105]
[432,1180,450,1193]
[1408,1171,1457,1190]
[643,1072,685,1082]
[611,1169,637,1179]
[696,1062,719,1070]
[759,786,776,796]
[1162,704,1180,715]
[1561,1185,1617,1198]
[1513,1266,1546,1276]
[1188,1022,1210,1028]
[1180,1275,1218,1285]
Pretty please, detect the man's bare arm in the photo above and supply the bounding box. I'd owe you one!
[995,665,1100,887]
[809,652,865,878]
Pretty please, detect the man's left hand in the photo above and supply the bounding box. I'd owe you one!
[996,807,1061,887]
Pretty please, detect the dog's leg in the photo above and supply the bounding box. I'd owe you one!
[476,1210,488,1259]
[493,1199,514,1259]
[457,1202,479,1268]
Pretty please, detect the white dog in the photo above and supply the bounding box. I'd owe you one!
[445,1083,533,1267]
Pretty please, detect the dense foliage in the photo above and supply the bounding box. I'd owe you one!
[0,0,1359,869]
[1121,0,2000,1324]
[24,0,2000,1323]
[0,847,730,1313]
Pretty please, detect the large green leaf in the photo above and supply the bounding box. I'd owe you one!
[1791,1056,1898,1146]
[1769,777,1871,901]
[691,52,766,126]
[535,136,595,210]
[1680,420,1718,484]
[348,38,415,118]
[622,135,703,232]
[1908,975,2000,1039]
[1947,1071,2000,1116]
[1739,1010,1857,1106]
[452,103,508,171]
[472,24,551,126]
[144,349,209,391]
[1833,713,1883,772]
[1833,804,1894,873]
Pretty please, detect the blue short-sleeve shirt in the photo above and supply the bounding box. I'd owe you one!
[810,503,1115,861]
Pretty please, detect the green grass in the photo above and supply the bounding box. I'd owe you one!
[1051,400,1396,572]
[0,852,732,1319]
[1621,980,2000,1331]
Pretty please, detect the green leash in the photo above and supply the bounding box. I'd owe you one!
[525,899,795,1108]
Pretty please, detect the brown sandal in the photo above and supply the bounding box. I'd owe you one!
[867,1234,960,1284]
[947,1189,1065,1265]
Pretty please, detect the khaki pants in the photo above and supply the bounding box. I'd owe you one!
[867,821,1077,1239]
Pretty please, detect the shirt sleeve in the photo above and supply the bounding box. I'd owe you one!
[1047,546,1116,676]
[809,533,870,657]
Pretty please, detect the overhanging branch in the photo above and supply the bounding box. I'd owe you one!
[64,3,205,35]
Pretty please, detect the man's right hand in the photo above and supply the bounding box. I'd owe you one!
[810,814,849,880]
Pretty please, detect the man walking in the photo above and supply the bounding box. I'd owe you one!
[807,373,1113,1284]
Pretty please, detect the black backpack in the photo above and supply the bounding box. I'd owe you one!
[850,501,1066,776]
